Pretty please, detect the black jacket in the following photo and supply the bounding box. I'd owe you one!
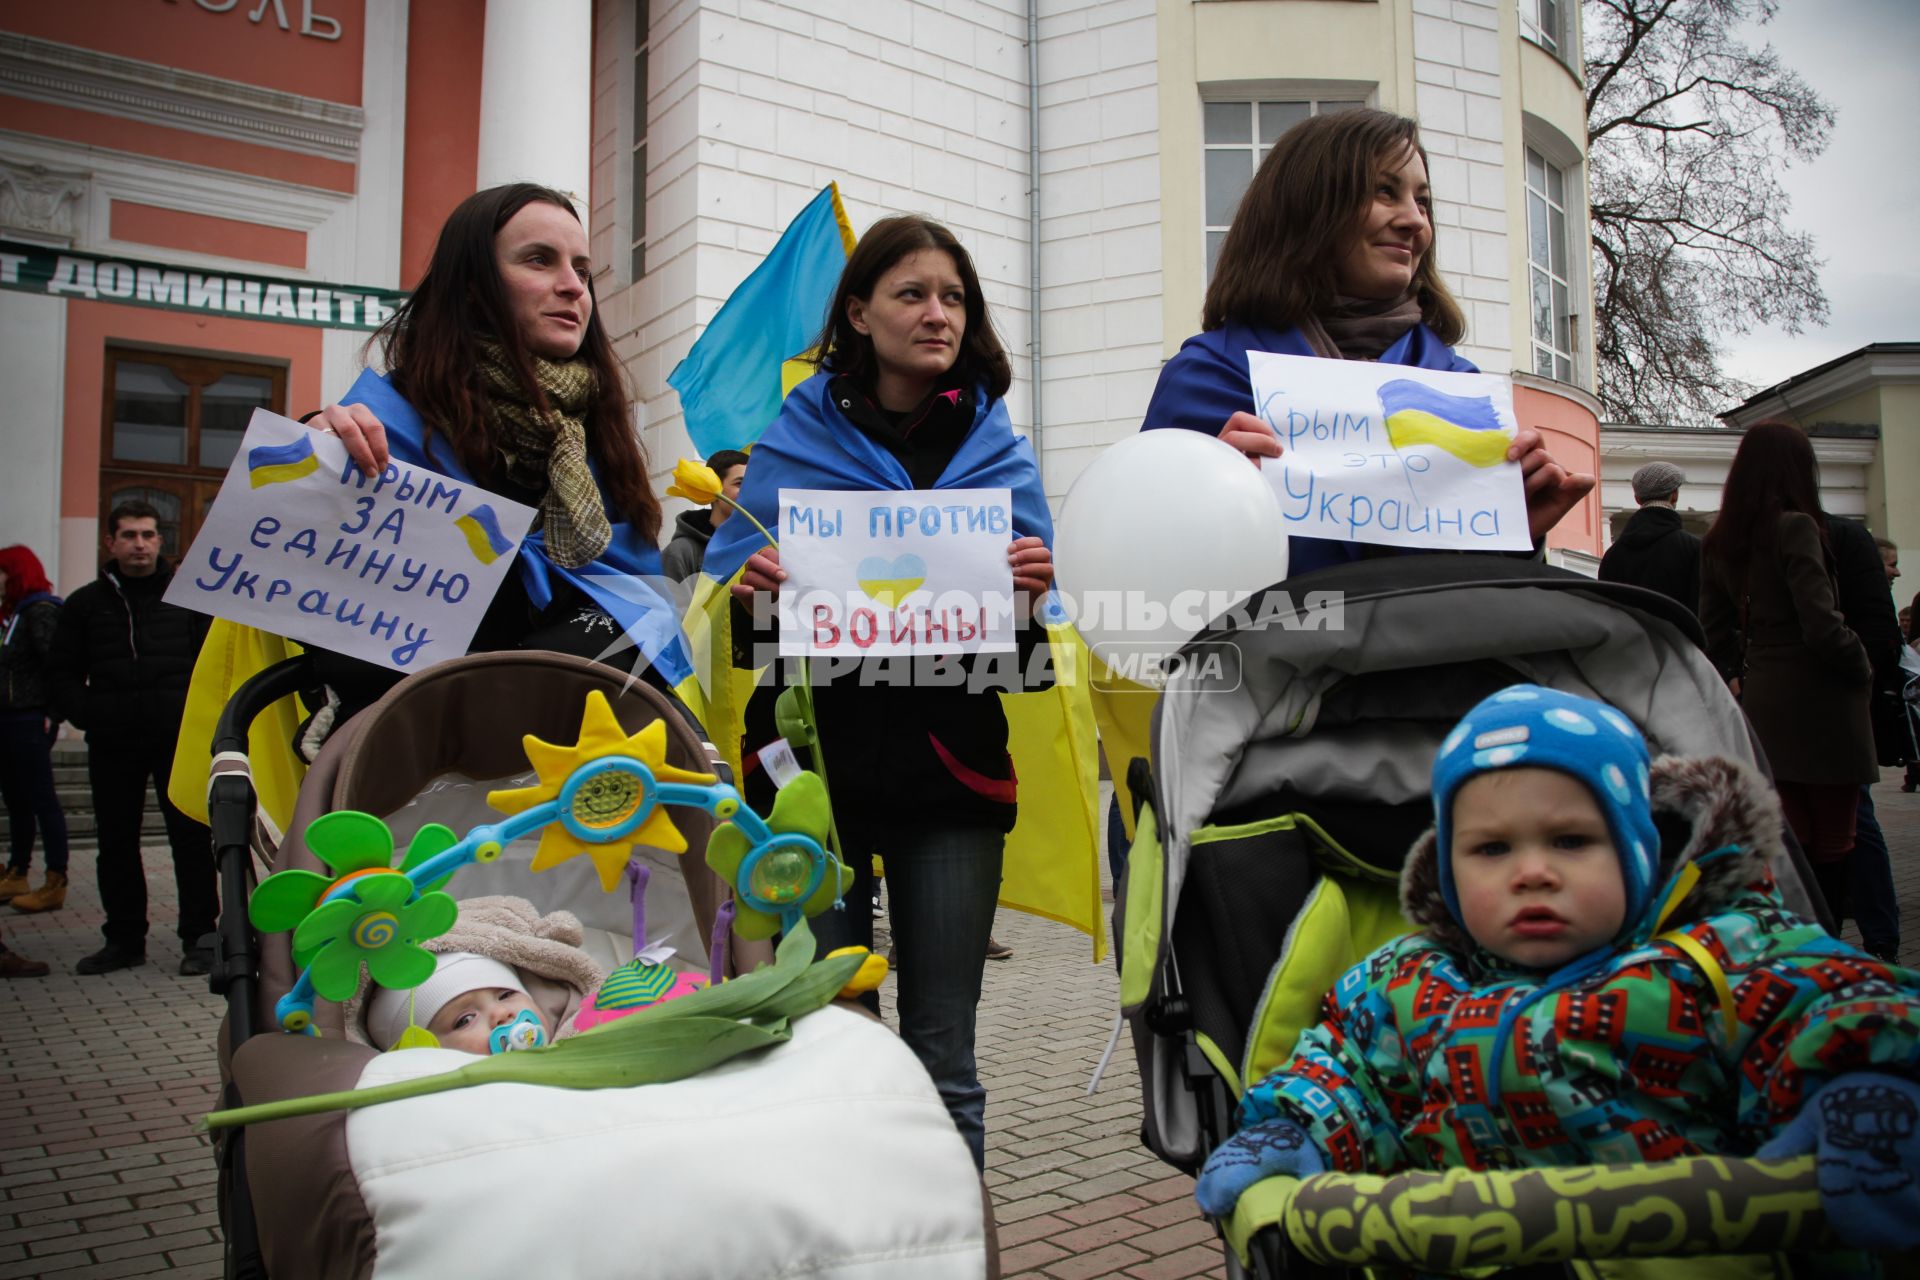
[0,595,61,715]
[49,560,209,747]
[1826,514,1908,764]
[1599,504,1701,617]
[661,509,716,582]
[741,376,1051,835]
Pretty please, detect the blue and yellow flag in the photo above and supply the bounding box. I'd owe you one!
[667,183,857,456]
[247,436,319,488]
[1379,378,1512,468]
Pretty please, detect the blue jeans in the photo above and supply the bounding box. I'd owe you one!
[1851,784,1899,954]
[810,822,1005,1171]
[1107,794,1129,891]
[0,715,68,875]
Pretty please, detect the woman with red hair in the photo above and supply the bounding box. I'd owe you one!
[0,546,69,913]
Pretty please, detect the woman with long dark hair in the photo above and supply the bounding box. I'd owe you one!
[703,215,1055,1171]
[1144,108,1592,566]
[0,546,67,913]
[1701,421,1875,912]
[307,184,680,697]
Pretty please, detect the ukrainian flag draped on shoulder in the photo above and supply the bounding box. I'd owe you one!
[685,372,1105,957]
[170,371,692,830]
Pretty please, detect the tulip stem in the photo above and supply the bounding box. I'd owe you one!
[715,496,778,554]
[712,494,841,874]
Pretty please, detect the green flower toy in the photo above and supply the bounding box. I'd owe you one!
[248,813,462,1030]
[247,690,858,1037]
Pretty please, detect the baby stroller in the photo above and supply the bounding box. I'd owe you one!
[1113,556,1838,1277]
[203,650,994,1279]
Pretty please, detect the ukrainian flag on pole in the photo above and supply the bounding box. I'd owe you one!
[667,183,856,455]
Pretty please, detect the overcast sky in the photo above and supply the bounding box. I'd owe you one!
[1712,0,1920,397]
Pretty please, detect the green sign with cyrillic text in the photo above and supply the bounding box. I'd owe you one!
[0,239,406,332]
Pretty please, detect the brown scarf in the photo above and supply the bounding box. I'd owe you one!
[476,341,611,570]
[1298,291,1425,361]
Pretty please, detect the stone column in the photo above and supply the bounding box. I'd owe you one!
[476,0,593,228]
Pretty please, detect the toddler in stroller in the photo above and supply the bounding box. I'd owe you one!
[1197,685,1920,1263]
[1109,557,1920,1275]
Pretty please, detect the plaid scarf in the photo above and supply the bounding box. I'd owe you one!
[476,341,611,569]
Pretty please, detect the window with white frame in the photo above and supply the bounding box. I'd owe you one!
[1520,0,1562,54]
[1203,98,1362,279]
[1525,146,1575,383]
[630,0,650,281]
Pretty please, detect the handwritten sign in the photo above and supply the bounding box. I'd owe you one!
[165,409,537,671]
[1248,353,1531,552]
[775,487,1017,658]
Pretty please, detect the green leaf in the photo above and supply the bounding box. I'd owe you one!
[248,869,329,933]
[307,939,364,1002]
[365,941,436,991]
[203,1014,797,1131]
[305,811,395,875]
[400,823,460,894]
[401,890,458,943]
[768,771,831,842]
[354,873,411,911]
[705,822,748,883]
[293,897,363,959]
[773,685,815,745]
[200,918,870,1133]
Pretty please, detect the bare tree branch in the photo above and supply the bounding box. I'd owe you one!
[1584,0,1833,424]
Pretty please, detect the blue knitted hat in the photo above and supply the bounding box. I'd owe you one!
[1430,685,1661,938]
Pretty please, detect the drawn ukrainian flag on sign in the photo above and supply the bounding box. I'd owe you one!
[1380,379,1512,468]
[247,435,319,487]
[453,503,513,565]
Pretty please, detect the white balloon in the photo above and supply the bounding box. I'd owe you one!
[1054,429,1290,683]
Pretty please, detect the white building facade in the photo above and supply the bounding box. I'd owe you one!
[586,0,1605,551]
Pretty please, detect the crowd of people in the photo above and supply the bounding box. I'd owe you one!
[1600,436,1912,965]
[3,105,1915,1264]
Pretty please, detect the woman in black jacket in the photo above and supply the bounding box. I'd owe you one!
[717,216,1055,1170]
[0,546,69,912]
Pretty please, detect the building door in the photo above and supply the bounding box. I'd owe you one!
[99,348,287,560]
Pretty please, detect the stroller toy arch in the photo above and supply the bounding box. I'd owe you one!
[250,688,845,1036]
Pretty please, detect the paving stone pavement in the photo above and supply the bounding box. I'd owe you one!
[4,777,1918,1279]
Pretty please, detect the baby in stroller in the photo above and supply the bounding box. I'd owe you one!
[368,952,552,1054]
[1196,685,1920,1259]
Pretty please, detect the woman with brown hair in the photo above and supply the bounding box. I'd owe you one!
[305,184,686,702]
[704,215,1054,1171]
[1143,107,1591,569]
[1701,421,1876,914]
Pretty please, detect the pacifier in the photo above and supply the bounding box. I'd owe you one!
[488,1008,548,1055]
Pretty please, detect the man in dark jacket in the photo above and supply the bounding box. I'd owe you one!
[1827,519,1904,962]
[49,501,213,976]
[1599,461,1701,615]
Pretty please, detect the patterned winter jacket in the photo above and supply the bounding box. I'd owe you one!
[1238,756,1920,1174]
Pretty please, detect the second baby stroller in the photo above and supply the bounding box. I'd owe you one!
[1113,555,1838,1276]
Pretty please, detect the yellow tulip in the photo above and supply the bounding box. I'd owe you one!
[827,945,890,998]
[666,458,724,505]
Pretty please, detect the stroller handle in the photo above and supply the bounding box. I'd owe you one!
[212,654,315,761]
[1231,1153,1830,1274]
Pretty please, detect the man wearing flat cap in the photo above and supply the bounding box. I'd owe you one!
[1599,461,1701,617]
